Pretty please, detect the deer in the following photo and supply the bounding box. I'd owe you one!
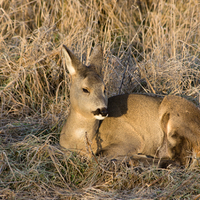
[60,44,200,166]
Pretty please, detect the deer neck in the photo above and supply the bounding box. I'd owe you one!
[66,107,100,141]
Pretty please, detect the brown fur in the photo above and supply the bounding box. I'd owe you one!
[60,44,200,166]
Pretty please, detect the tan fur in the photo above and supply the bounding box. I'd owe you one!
[60,45,200,165]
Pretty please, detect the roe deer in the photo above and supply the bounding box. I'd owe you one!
[60,44,200,166]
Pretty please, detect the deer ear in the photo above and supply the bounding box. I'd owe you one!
[62,45,82,76]
[89,44,103,76]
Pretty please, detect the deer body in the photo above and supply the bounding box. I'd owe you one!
[60,44,200,165]
[95,94,163,157]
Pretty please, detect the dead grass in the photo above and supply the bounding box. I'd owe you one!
[1,121,200,199]
[0,0,200,199]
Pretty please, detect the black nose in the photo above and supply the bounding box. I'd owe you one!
[92,107,108,117]
[100,107,108,117]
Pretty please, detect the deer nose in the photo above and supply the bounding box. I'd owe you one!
[92,107,108,118]
[99,107,108,117]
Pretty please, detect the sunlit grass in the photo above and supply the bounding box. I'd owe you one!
[0,0,200,199]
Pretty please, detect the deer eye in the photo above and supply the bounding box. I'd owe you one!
[104,86,106,94]
[82,88,90,94]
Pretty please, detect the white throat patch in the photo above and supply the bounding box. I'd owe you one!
[75,128,85,138]
[94,114,108,120]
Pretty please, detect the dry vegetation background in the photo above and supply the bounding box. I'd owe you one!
[0,0,200,199]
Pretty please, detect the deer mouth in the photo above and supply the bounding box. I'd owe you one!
[92,108,108,120]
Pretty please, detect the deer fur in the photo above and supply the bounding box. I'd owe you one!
[60,44,200,166]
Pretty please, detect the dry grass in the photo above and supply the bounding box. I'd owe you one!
[0,0,200,199]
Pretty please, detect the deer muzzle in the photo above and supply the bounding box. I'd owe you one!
[92,107,108,120]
